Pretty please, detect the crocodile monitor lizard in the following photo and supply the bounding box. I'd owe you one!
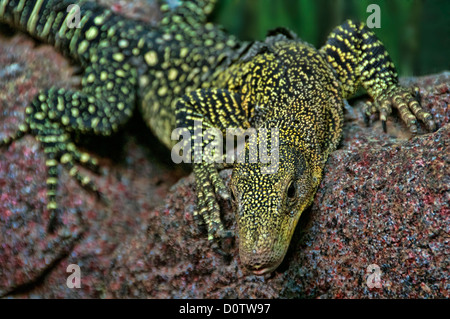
[0,0,435,275]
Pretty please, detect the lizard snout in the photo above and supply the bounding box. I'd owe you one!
[239,240,285,276]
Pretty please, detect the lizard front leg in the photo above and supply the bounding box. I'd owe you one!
[175,88,251,242]
[320,20,435,133]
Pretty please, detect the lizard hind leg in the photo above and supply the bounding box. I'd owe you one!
[20,56,137,232]
[27,98,105,232]
[159,0,217,23]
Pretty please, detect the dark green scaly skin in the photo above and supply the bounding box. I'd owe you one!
[0,0,435,274]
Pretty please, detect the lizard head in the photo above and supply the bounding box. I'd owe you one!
[230,135,321,275]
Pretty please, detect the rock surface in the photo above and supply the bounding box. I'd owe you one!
[0,1,448,298]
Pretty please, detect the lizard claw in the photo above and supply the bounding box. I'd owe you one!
[372,86,435,133]
[47,207,61,234]
[193,163,230,242]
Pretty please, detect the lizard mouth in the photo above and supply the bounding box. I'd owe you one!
[251,267,274,276]
[244,259,283,276]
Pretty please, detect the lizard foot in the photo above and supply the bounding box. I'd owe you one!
[364,86,436,133]
[193,163,231,242]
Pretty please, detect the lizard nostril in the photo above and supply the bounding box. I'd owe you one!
[253,263,263,269]
[230,189,236,202]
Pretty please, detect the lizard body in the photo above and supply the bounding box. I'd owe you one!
[0,0,435,275]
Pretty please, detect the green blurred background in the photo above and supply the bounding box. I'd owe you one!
[210,0,449,77]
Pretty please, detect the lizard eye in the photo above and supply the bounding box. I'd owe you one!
[287,181,296,199]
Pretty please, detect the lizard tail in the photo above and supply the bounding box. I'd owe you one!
[0,0,123,62]
[0,0,73,39]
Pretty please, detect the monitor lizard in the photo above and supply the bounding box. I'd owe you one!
[0,0,435,275]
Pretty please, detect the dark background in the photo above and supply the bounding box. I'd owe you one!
[211,0,449,77]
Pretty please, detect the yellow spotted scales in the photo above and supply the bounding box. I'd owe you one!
[0,0,435,274]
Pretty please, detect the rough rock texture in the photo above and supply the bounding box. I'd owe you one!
[0,1,448,298]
